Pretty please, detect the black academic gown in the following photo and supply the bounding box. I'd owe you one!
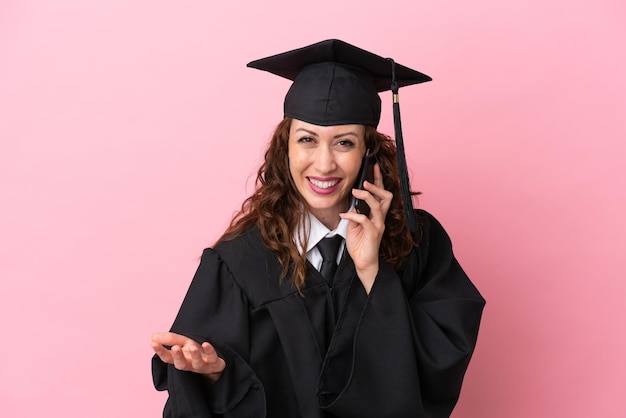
[152,210,485,418]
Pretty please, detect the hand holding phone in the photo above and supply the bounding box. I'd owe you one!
[354,149,375,217]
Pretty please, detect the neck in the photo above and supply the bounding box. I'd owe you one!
[308,201,350,231]
[316,214,340,230]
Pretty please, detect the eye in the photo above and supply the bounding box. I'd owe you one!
[337,139,356,148]
[297,136,315,143]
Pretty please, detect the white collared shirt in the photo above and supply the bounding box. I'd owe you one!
[294,208,352,272]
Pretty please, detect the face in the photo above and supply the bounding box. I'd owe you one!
[288,119,366,228]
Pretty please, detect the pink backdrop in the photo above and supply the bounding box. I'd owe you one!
[1,0,625,416]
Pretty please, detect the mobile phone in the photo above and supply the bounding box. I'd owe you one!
[354,148,375,217]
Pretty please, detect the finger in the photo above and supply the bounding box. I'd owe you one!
[151,340,174,364]
[352,187,389,221]
[376,187,393,215]
[373,163,384,188]
[152,332,194,347]
[339,209,370,227]
[201,342,220,363]
[364,163,386,202]
[201,342,226,375]
[187,343,207,371]
[202,342,226,373]
[362,178,392,203]
[362,179,393,219]
[171,345,189,371]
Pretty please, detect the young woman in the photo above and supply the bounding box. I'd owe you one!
[151,39,485,418]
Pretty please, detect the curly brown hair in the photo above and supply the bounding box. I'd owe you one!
[218,118,417,292]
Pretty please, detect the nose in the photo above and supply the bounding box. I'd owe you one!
[313,145,337,174]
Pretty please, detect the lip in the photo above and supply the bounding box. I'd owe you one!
[307,177,342,195]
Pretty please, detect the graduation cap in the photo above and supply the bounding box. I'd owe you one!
[247,39,431,233]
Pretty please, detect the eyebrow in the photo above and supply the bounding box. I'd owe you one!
[295,128,361,139]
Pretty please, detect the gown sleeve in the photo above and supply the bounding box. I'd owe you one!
[151,248,266,418]
[317,210,485,418]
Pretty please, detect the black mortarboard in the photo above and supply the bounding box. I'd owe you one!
[247,39,432,232]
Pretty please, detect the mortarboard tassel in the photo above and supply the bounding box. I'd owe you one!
[388,58,417,233]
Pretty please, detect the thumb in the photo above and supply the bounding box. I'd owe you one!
[152,332,191,346]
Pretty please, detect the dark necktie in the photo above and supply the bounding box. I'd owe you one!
[317,236,342,286]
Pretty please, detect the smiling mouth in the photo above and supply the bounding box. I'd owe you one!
[308,178,340,189]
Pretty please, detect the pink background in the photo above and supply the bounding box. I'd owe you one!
[1,0,625,416]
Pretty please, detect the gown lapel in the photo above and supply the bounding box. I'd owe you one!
[265,273,326,418]
[264,250,357,418]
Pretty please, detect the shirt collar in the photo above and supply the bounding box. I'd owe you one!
[294,203,353,255]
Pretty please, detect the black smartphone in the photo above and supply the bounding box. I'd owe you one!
[354,148,375,217]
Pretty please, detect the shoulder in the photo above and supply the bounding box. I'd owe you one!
[410,209,485,303]
[208,226,298,304]
[394,209,457,292]
[212,226,269,266]
[414,209,453,252]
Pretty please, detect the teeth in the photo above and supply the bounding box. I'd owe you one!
[309,178,339,189]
